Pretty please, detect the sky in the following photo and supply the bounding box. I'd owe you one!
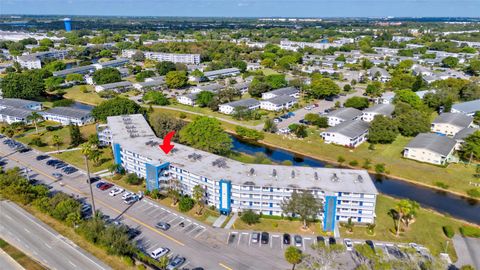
[0,0,479,17]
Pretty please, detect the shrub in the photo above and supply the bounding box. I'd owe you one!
[337,156,346,164]
[466,188,480,198]
[362,158,372,170]
[29,137,46,147]
[435,182,450,189]
[374,163,386,174]
[179,112,187,119]
[125,173,143,185]
[123,256,134,266]
[52,99,75,107]
[459,225,480,238]
[442,225,455,238]
[349,160,359,166]
[178,196,195,212]
[240,209,260,225]
[46,125,62,131]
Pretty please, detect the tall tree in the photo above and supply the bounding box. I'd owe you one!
[92,97,141,121]
[192,185,205,215]
[52,134,63,152]
[26,112,43,134]
[196,91,215,107]
[81,142,97,215]
[92,67,121,84]
[165,71,188,89]
[461,131,480,162]
[0,70,46,99]
[308,78,340,98]
[393,199,419,237]
[156,61,176,75]
[179,116,232,155]
[284,246,303,270]
[281,190,322,229]
[368,116,399,144]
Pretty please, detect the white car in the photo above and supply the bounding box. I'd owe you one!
[122,192,133,200]
[344,238,353,251]
[109,187,124,196]
[150,247,170,259]
[304,105,312,110]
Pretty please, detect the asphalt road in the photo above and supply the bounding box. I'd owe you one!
[0,200,111,270]
[0,248,24,270]
[0,140,289,270]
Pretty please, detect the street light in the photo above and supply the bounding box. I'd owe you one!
[81,143,97,215]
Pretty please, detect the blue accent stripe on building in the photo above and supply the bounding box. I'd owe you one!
[219,179,232,215]
[323,196,337,232]
[113,143,122,165]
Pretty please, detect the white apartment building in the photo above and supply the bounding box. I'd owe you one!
[99,114,378,231]
[327,107,362,127]
[361,104,395,122]
[431,113,473,137]
[321,120,370,148]
[403,133,456,165]
[122,49,201,64]
[41,107,93,126]
[218,98,260,115]
[260,96,297,111]
[261,87,299,100]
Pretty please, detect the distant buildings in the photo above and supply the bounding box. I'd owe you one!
[451,99,480,117]
[95,81,133,93]
[203,68,240,80]
[219,98,260,115]
[41,107,93,126]
[122,50,201,64]
[92,58,129,70]
[261,87,299,100]
[17,49,69,69]
[403,133,456,165]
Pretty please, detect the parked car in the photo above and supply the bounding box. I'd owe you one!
[62,167,77,174]
[325,96,334,101]
[122,192,134,200]
[344,238,353,251]
[36,155,49,161]
[283,233,291,245]
[89,176,101,184]
[366,240,375,251]
[150,247,170,259]
[18,147,31,153]
[261,232,269,244]
[167,256,186,270]
[155,222,170,231]
[251,232,260,243]
[316,236,325,245]
[294,235,302,247]
[124,195,139,205]
[95,182,106,189]
[273,118,283,123]
[109,187,124,196]
[328,237,336,245]
[54,162,67,169]
[52,172,63,179]
[99,183,114,191]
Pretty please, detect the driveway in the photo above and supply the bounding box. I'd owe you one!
[453,235,480,269]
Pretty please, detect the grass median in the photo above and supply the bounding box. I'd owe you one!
[0,238,46,270]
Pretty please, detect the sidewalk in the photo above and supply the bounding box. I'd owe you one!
[212,215,228,228]
[0,249,25,270]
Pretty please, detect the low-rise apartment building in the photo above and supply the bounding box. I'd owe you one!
[403,133,456,165]
[361,104,395,122]
[431,113,473,136]
[327,107,362,127]
[260,95,297,111]
[321,120,369,148]
[41,107,93,126]
[218,98,260,115]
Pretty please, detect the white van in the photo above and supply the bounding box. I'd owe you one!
[150,247,170,260]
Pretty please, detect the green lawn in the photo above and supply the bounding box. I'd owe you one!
[63,85,105,105]
[233,217,325,235]
[52,147,113,173]
[260,68,280,76]
[339,195,469,261]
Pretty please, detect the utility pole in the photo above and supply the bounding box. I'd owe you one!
[84,155,96,215]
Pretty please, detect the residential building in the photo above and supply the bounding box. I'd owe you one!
[377,92,395,104]
[451,99,480,117]
[191,83,224,94]
[95,81,133,92]
[41,107,93,126]
[100,114,378,230]
[321,120,370,148]
[122,50,201,64]
[203,68,241,80]
[177,93,198,106]
[0,98,42,110]
[218,98,260,115]
[260,95,297,111]
[133,78,165,91]
[261,87,299,100]
[232,82,251,95]
[92,58,129,70]
[453,128,479,150]
[326,107,362,127]
[431,113,473,136]
[53,65,96,77]
[361,104,395,122]
[403,133,456,165]
[0,107,34,124]
[16,49,69,69]
[368,67,391,82]
[246,62,261,71]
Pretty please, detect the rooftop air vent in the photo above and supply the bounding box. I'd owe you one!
[272,169,277,178]
[331,173,339,182]
[357,175,363,183]
[249,168,255,176]
[291,170,295,179]
[314,172,319,180]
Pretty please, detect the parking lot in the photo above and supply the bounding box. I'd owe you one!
[227,231,318,253]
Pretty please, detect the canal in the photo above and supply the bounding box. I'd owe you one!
[231,137,480,225]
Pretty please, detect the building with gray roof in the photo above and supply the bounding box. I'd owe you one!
[41,107,93,126]
[53,65,95,77]
[431,112,473,136]
[321,120,370,148]
[191,83,224,93]
[203,68,240,80]
[260,95,297,111]
[361,103,395,122]
[99,114,378,230]
[453,128,479,150]
[219,98,260,115]
[0,107,34,124]
[327,107,362,127]
[93,58,129,69]
[0,98,42,110]
[404,133,456,165]
[95,81,133,92]
[261,87,299,100]
[451,99,480,116]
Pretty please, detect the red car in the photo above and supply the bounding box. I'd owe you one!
[99,183,114,191]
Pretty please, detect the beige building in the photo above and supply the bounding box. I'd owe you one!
[431,113,473,136]
[403,133,456,165]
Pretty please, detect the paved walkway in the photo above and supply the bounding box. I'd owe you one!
[212,215,228,228]
[453,235,480,269]
[45,147,80,154]
[224,212,238,229]
[0,249,25,270]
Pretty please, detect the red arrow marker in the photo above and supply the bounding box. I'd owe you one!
[159,131,176,154]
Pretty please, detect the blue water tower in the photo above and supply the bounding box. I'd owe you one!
[63,18,72,32]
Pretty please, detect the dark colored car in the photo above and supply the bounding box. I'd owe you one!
[36,155,49,161]
[328,237,336,245]
[89,176,101,184]
[156,222,171,231]
[283,233,291,245]
[95,182,106,189]
[99,183,114,190]
[325,96,335,101]
[54,162,67,169]
[261,232,269,244]
[366,240,375,251]
[316,236,325,244]
[167,256,186,270]
[47,159,61,166]
[18,147,31,153]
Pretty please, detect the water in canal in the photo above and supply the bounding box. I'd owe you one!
[231,137,480,225]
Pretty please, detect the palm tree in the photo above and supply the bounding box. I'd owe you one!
[27,112,43,134]
[81,142,97,215]
[192,185,205,215]
[167,178,181,205]
[284,246,302,270]
[52,134,63,152]
[108,163,122,180]
[394,199,415,237]
[158,256,169,270]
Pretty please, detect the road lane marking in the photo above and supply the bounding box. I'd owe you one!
[44,243,52,249]
[68,260,77,267]
[219,262,234,270]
